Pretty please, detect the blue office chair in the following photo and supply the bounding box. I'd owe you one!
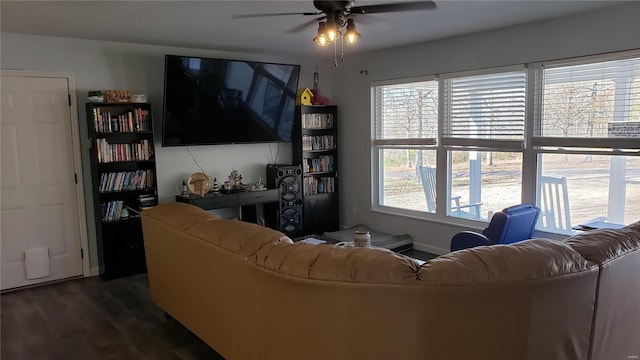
[450,203,541,252]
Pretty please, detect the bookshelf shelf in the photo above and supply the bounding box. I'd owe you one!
[86,102,157,280]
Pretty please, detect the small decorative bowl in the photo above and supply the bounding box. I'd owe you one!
[88,96,104,103]
[130,94,147,103]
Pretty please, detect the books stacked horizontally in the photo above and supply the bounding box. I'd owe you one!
[138,194,156,211]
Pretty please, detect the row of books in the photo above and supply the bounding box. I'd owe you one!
[304,176,335,196]
[96,138,152,163]
[100,200,125,222]
[303,155,334,173]
[92,108,151,133]
[302,135,335,151]
[302,113,334,129]
[99,170,154,193]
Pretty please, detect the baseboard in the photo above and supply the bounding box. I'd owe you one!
[412,242,448,256]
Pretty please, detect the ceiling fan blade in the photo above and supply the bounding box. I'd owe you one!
[286,16,327,33]
[233,11,320,19]
[350,1,436,15]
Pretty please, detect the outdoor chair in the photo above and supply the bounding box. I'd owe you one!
[450,203,541,252]
[537,175,572,234]
[418,165,482,218]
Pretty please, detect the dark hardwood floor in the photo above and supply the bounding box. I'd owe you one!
[1,249,437,360]
[1,274,224,360]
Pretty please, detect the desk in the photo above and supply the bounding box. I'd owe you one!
[176,189,279,224]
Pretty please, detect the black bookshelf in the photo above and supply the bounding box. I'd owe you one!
[292,105,339,235]
[86,102,157,279]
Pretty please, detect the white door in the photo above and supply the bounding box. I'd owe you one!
[1,74,84,290]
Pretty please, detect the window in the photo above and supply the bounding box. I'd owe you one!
[537,153,640,233]
[533,55,640,231]
[442,68,526,220]
[447,150,523,220]
[372,79,438,213]
[536,57,640,140]
[442,69,527,143]
[372,51,640,233]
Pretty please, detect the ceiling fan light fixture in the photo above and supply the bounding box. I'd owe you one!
[345,19,361,44]
[314,22,330,47]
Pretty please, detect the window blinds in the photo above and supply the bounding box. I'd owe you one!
[373,80,438,145]
[442,70,526,147]
[538,56,640,139]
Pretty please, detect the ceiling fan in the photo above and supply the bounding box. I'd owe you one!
[233,1,437,48]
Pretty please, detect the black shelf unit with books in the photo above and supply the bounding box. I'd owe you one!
[86,102,157,280]
[292,105,339,235]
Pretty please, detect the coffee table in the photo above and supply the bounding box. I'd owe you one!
[294,234,428,265]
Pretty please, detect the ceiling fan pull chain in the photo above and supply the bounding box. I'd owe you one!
[341,36,345,62]
[334,41,338,67]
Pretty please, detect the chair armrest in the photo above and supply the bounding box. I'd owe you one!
[451,195,462,207]
[450,231,491,252]
[452,202,483,211]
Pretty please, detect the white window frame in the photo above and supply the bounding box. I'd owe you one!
[371,76,440,218]
[439,65,527,220]
[370,50,640,232]
[529,50,640,231]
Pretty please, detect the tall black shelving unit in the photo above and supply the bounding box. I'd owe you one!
[86,102,157,279]
[292,105,339,235]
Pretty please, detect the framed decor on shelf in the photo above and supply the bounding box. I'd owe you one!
[187,172,211,196]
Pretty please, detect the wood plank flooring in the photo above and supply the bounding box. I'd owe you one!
[1,249,437,360]
[1,274,224,360]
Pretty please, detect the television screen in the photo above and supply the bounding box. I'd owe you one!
[162,55,301,146]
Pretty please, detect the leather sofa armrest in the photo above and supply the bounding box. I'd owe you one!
[450,231,491,252]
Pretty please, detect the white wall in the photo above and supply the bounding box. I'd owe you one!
[330,3,640,255]
[0,33,334,269]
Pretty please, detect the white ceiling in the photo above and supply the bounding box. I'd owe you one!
[0,1,628,57]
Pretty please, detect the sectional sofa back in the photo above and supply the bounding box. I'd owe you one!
[141,203,599,360]
[565,222,640,360]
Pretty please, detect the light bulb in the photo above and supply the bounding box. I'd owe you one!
[325,19,339,42]
[345,19,360,44]
[346,31,359,44]
[314,33,329,47]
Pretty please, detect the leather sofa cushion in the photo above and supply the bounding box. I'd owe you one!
[565,224,640,264]
[419,238,592,286]
[186,218,292,258]
[143,202,216,231]
[252,242,421,284]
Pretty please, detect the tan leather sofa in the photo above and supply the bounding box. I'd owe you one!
[141,203,640,360]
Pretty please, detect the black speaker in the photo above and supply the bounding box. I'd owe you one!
[266,164,303,237]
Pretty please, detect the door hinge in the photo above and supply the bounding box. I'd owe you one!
[68,94,72,106]
[74,172,78,184]
[80,248,84,259]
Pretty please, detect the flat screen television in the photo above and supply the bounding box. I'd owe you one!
[162,55,301,146]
